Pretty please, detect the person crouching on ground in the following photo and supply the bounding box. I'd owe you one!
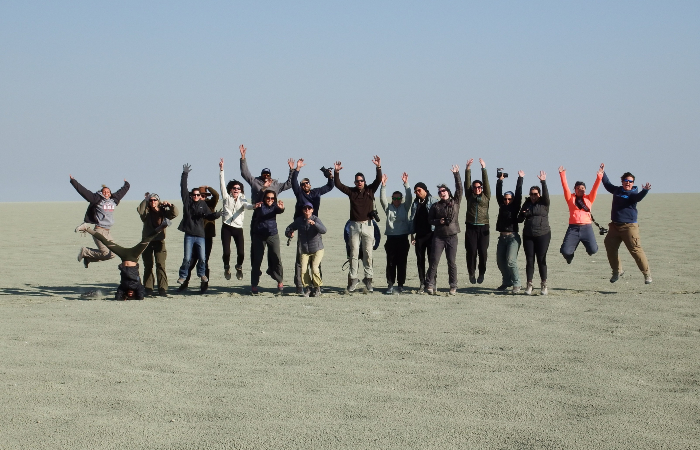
[137,192,178,297]
[250,190,285,294]
[379,172,412,294]
[559,163,604,264]
[425,165,463,296]
[177,164,222,288]
[601,165,653,284]
[285,201,327,297]
[495,170,524,294]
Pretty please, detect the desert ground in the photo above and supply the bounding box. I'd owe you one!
[1,193,698,449]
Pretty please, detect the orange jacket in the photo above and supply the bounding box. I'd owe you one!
[560,171,602,225]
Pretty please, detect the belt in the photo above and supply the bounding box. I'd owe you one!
[499,232,513,236]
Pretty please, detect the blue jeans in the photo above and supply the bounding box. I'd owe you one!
[496,233,521,287]
[560,224,598,258]
[179,234,206,278]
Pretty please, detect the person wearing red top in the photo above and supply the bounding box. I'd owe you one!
[558,163,604,264]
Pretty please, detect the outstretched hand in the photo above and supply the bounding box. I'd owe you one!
[288,158,295,170]
[296,158,305,170]
[642,182,651,190]
[598,163,605,175]
[183,164,192,174]
[558,166,565,173]
[239,145,247,159]
[334,161,343,171]
[518,170,525,178]
[372,155,381,167]
[69,174,74,180]
[479,158,486,168]
[538,171,546,181]
[219,158,224,171]
[401,172,408,184]
[381,174,387,186]
[451,165,460,173]
[466,159,474,169]
[277,200,284,209]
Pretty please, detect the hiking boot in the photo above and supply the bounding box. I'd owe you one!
[348,278,360,292]
[540,281,548,295]
[251,285,259,295]
[497,284,512,291]
[449,288,457,296]
[177,280,188,291]
[144,288,154,297]
[644,274,653,284]
[512,285,521,294]
[610,270,624,283]
[313,287,322,298]
[303,287,311,297]
[158,288,168,297]
[75,222,91,234]
[200,282,208,294]
[224,265,232,280]
[396,286,403,294]
[235,265,243,280]
[426,287,434,295]
[469,274,476,284]
[385,284,394,295]
[525,281,533,295]
[200,275,208,283]
[477,274,484,284]
[363,278,373,293]
[296,286,304,295]
[277,282,284,294]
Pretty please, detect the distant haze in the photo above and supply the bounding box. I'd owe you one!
[1,1,698,202]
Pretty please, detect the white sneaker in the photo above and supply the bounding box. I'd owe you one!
[644,274,652,284]
[525,282,533,295]
[540,281,548,296]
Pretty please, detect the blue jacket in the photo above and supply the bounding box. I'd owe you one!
[291,170,334,219]
[285,215,327,254]
[602,173,649,223]
[251,203,284,237]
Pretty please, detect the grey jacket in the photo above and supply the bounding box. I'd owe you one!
[285,215,326,254]
[240,158,294,203]
[380,182,412,236]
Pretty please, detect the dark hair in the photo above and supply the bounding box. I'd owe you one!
[227,179,244,194]
[392,191,403,199]
[263,189,277,201]
[437,184,452,198]
[190,188,201,195]
[355,172,365,182]
[621,172,635,181]
[574,181,586,189]
[529,185,541,195]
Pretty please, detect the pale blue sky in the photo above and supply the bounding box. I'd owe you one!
[1,1,698,202]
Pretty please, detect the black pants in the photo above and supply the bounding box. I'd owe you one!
[186,236,213,283]
[427,234,458,289]
[523,232,550,282]
[384,235,410,286]
[251,233,283,286]
[465,224,490,276]
[414,232,433,286]
[221,224,244,268]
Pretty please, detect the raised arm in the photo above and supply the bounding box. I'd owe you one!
[333,161,351,195]
[137,195,148,221]
[367,156,382,193]
[291,167,301,197]
[69,177,100,203]
[479,159,490,198]
[452,166,463,203]
[239,156,254,186]
[601,171,617,194]
[219,162,230,201]
[558,167,571,202]
[403,173,412,206]
[277,160,295,193]
[181,165,191,202]
[514,171,524,206]
[166,203,179,219]
[111,180,130,203]
[313,170,335,196]
[206,186,219,209]
[379,174,388,211]
[496,179,504,205]
[588,164,604,203]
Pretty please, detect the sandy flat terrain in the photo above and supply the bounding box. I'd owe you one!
[1,194,698,449]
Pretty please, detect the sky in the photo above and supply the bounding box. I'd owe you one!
[1,0,698,202]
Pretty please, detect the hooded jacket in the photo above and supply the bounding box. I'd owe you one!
[518,180,551,237]
[602,172,649,223]
[240,158,294,204]
[137,199,179,241]
[429,171,463,237]
[219,169,255,228]
[495,176,523,233]
[380,182,412,236]
[285,215,327,254]
[70,178,130,228]
[178,171,221,237]
[291,169,334,219]
[464,167,491,225]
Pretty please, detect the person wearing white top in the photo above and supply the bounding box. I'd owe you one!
[219,158,255,281]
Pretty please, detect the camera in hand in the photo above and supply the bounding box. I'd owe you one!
[497,168,508,178]
[369,209,381,223]
[599,226,608,236]
[320,166,333,178]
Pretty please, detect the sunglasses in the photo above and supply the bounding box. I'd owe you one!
[231,187,241,191]
[265,196,275,200]
[149,199,159,202]
[438,189,448,194]
[192,193,201,197]
[473,185,483,190]
[530,192,540,196]
[300,181,310,186]
[392,197,402,201]
[354,180,365,184]
[622,179,634,183]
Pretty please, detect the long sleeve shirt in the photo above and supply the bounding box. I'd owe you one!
[560,170,603,225]
[602,172,649,223]
[240,158,293,204]
[334,166,382,222]
[380,182,413,236]
[219,169,255,228]
[137,199,179,240]
[291,169,334,219]
[464,167,491,225]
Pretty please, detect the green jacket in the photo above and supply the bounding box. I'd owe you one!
[464,167,491,225]
[138,199,179,241]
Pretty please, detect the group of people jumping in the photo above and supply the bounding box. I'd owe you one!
[70,146,652,300]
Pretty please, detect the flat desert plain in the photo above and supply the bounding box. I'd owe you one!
[1,194,698,449]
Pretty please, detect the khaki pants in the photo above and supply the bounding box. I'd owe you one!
[348,220,374,280]
[81,226,116,263]
[300,249,324,288]
[604,222,650,275]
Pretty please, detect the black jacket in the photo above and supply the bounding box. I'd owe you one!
[518,180,550,237]
[495,177,523,233]
[178,172,221,237]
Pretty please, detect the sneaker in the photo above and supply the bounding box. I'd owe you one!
[235,265,243,280]
[426,287,434,295]
[540,281,548,295]
[224,265,232,280]
[363,278,373,293]
[251,286,259,295]
[469,274,477,284]
[177,281,188,292]
[200,282,208,294]
[303,287,311,297]
[449,288,457,296]
[385,284,394,295]
[525,282,533,295]
[77,249,89,268]
[610,270,624,283]
[564,254,574,264]
[200,275,208,283]
[158,288,168,297]
[75,222,91,233]
[348,278,360,292]
[512,285,521,294]
[313,287,322,297]
[296,286,304,295]
[477,274,484,284]
[277,282,284,293]
[177,278,186,285]
[145,288,154,297]
[644,274,653,284]
[396,286,403,294]
[497,284,511,291]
